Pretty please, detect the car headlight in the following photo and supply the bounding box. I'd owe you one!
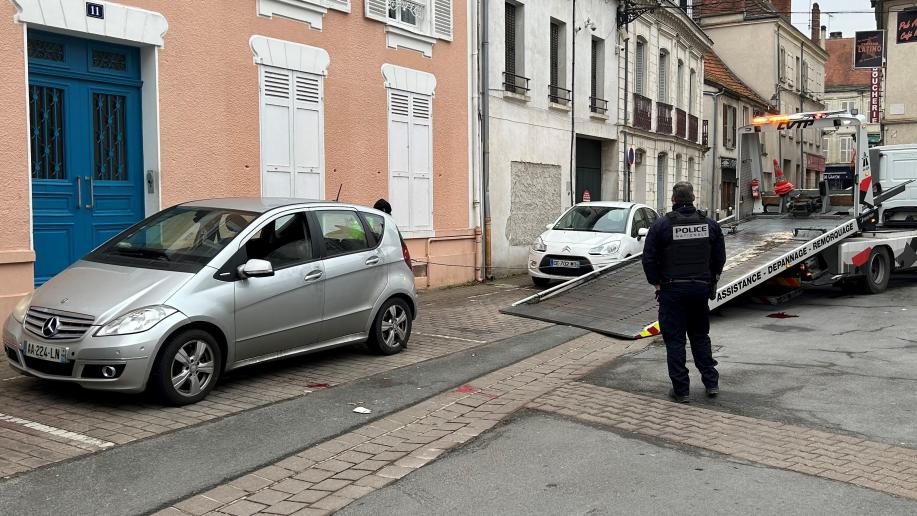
[588,241,621,256]
[95,306,178,337]
[11,291,34,323]
[531,236,547,252]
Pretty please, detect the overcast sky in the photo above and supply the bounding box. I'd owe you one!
[789,0,877,38]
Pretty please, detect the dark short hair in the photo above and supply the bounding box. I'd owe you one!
[672,182,695,204]
[373,198,392,214]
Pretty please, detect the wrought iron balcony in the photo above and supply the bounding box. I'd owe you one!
[702,119,709,146]
[675,108,687,139]
[590,96,609,115]
[689,115,699,143]
[549,84,572,105]
[656,102,673,135]
[633,93,652,131]
[503,71,530,94]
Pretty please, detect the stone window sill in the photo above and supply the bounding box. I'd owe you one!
[503,91,531,103]
[590,112,609,121]
[385,25,436,58]
[549,102,572,112]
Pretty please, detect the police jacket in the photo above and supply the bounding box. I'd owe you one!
[641,204,726,285]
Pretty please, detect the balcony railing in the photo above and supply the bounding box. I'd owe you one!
[689,115,699,143]
[633,93,652,131]
[675,108,687,139]
[503,71,530,94]
[656,102,673,134]
[702,119,709,146]
[590,96,608,115]
[548,84,571,105]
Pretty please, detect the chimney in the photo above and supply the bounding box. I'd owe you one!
[829,31,843,39]
[771,0,791,20]
[821,25,827,49]
[811,3,821,44]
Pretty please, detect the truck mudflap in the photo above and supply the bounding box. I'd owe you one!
[502,216,858,339]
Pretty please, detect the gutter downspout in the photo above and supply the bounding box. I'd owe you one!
[800,38,805,188]
[481,0,492,280]
[704,87,726,215]
[622,31,630,202]
[569,0,577,207]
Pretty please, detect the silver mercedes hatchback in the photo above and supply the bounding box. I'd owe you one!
[3,199,417,405]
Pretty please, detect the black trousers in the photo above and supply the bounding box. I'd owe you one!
[658,283,719,396]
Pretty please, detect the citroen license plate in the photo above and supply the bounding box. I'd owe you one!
[551,259,580,268]
[23,341,68,363]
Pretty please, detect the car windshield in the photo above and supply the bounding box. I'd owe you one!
[86,206,258,272]
[553,206,628,233]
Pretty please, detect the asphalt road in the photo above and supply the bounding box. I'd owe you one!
[0,325,586,516]
[340,412,917,516]
[583,274,917,446]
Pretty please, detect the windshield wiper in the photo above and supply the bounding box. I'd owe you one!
[113,247,170,261]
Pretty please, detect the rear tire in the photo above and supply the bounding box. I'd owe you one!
[151,329,222,406]
[532,276,552,288]
[862,247,891,294]
[368,298,412,355]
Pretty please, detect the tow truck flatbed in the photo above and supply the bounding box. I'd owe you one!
[501,215,855,339]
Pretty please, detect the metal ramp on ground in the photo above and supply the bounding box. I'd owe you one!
[501,216,856,339]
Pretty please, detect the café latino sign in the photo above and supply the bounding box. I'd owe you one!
[899,10,917,44]
[854,31,884,68]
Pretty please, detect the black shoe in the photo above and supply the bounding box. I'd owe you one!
[705,386,719,398]
[669,389,690,404]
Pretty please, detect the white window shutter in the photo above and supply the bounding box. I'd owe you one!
[260,66,294,198]
[388,91,412,229]
[432,0,453,41]
[409,95,433,231]
[292,71,324,199]
[366,0,387,21]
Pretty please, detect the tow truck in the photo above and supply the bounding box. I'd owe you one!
[502,111,917,339]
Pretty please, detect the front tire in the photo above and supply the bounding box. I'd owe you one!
[151,329,222,405]
[368,298,412,355]
[862,247,891,294]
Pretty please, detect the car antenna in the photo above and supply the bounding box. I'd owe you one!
[334,184,343,202]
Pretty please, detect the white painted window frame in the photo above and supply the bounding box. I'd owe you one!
[256,0,351,30]
[366,0,453,58]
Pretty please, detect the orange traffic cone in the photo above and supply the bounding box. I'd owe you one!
[773,159,795,196]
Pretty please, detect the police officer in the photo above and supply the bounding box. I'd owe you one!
[642,182,726,403]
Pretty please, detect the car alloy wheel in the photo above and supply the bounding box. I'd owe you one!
[171,340,216,398]
[381,305,408,348]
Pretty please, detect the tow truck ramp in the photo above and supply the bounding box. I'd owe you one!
[501,215,858,339]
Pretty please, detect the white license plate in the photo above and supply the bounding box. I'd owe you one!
[23,341,68,363]
[550,259,581,268]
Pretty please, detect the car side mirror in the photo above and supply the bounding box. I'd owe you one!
[238,258,274,279]
[545,223,553,230]
[637,227,649,240]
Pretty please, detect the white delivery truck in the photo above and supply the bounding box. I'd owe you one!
[503,111,917,339]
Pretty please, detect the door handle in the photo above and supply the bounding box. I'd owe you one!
[365,256,380,266]
[84,176,95,209]
[304,269,323,282]
[76,177,82,209]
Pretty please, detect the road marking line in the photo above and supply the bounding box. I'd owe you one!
[415,332,487,344]
[466,286,528,299]
[0,413,115,449]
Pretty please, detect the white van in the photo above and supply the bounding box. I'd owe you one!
[871,144,917,226]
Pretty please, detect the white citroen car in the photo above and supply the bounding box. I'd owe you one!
[528,201,658,286]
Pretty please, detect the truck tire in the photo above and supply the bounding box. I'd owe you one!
[862,247,891,294]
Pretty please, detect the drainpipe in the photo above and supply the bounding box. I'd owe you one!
[704,87,726,214]
[622,31,630,202]
[481,0,492,280]
[569,0,577,206]
[800,38,805,188]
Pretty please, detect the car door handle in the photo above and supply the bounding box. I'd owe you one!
[304,270,323,282]
[365,256,380,266]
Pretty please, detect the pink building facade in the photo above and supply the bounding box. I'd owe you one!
[0,0,476,319]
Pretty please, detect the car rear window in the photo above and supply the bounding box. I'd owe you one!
[363,213,385,244]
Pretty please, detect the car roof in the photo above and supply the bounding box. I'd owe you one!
[178,197,365,214]
[573,201,641,209]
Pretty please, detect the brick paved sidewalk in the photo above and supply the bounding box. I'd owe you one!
[532,383,917,501]
[0,280,547,479]
[155,333,645,516]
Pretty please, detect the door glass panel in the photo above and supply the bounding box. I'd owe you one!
[92,93,127,181]
[91,49,127,71]
[29,85,66,180]
[27,39,64,62]
[245,212,312,269]
[316,211,369,257]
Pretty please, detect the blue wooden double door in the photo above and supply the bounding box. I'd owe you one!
[28,30,144,285]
